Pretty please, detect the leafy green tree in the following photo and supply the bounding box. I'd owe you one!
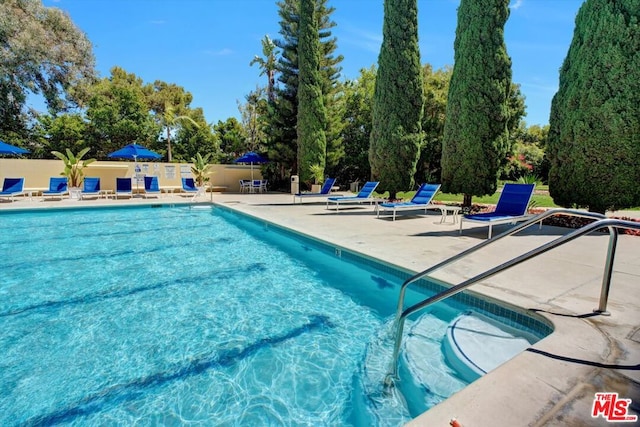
[418,64,452,184]
[297,0,327,185]
[172,107,220,163]
[85,67,159,159]
[238,88,268,153]
[37,113,87,156]
[214,118,247,163]
[336,66,376,185]
[370,0,424,200]
[0,0,95,140]
[504,123,548,181]
[547,0,640,213]
[441,0,512,207]
[147,81,198,162]
[158,101,199,162]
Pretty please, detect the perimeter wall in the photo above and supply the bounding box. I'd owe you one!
[0,159,263,193]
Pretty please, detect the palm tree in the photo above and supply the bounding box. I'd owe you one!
[250,35,279,102]
[161,101,199,162]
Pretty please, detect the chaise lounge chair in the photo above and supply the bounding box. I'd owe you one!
[144,176,161,198]
[41,177,68,200]
[376,183,441,221]
[181,177,200,195]
[0,177,25,202]
[81,177,101,199]
[459,183,535,239]
[326,181,380,211]
[115,177,132,199]
[293,178,337,203]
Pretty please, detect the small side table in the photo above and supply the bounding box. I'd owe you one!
[438,205,462,224]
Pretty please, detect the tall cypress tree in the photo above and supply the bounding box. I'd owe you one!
[297,0,326,184]
[370,0,424,200]
[547,0,640,213]
[441,0,512,207]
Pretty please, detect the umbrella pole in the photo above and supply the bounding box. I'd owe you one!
[134,155,140,197]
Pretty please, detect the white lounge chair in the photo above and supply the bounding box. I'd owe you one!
[376,183,441,221]
[326,181,379,211]
[460,183,535,239]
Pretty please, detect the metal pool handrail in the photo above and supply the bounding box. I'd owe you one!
[385,209,640,384]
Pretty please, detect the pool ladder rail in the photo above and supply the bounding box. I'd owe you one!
[385,208,640,386]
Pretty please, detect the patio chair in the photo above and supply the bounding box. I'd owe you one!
[181,177,199,195]
[252,179,263,193]
[41,177,68,200]
[0,177,25,202]
[239,179,251,193]
[115,177,132,199]
[293,178,337,203]
[326,181,380,211]
[459,183,535,239]
[144,176,161,198]
[376,183,441,221]
[81,177,101,199]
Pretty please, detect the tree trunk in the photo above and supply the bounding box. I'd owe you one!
[166,128,172,162]
[463,193,472,208]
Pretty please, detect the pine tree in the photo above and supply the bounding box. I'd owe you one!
[265,0,342,188]
[441,0,512,207]
[547,0,640,213]
[370,0,424,200]
[297,0,327,184]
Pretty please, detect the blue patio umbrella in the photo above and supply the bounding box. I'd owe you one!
[234,151,268,180]
[0,140,29,181]
[108,143,162,161]
[0,140,29,155]
[108,144,162,194]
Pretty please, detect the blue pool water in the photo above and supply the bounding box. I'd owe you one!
[0,205,545,426]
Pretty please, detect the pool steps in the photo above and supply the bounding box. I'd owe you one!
[442,311,535,382]
[353,311,535,423]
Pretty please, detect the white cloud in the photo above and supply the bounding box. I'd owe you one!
[510,0,524,10]
[150,20,166,25]
[203,48,233,56]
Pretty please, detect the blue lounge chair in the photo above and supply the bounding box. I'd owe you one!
[376,183,441,221]
[0,177,25,202]
[326,181,380,211]
[115,177,132,199]
[144,176,161,198]
[42,177,68,200]
[460,183,535,239]
[81,177,101,199]
[181,177,199,194]
[293,178,337,203]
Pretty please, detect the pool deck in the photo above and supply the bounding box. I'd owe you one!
[1,192,639,426]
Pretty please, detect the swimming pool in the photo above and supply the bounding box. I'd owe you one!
[0,205,549,425]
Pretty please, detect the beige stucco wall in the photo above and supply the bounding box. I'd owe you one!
[0,159,262,193]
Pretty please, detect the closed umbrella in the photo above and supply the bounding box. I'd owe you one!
[234,151,268,181]
[108,144,161,194]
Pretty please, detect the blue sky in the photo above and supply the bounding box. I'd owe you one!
[42,0,584,127]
